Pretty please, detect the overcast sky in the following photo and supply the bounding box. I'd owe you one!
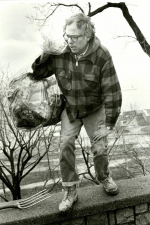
[0,0,150,111]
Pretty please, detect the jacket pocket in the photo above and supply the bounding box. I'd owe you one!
[82,74,99,91]
[56,69,72,91]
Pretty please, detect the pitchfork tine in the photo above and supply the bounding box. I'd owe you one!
[18,189,48,204]
[18,189,50,209]
[0,189,51,210]
[19,194,51,208]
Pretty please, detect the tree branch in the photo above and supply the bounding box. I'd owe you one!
[27,3,85,28]
[88,2,91,15]
[49,3,84,14]
[88,2,150,56]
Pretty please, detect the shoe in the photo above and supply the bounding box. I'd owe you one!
[59,185,78,212]
[102,176,119,196]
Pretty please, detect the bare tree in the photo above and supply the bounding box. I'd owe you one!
[76,110,150,184]
[27,2,150,57]
[0,68,61,201]
[0,101,60,200]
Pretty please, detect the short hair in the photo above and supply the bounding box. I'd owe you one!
[63,13,95,39]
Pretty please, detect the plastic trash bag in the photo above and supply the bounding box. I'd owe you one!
[7,73,65,130]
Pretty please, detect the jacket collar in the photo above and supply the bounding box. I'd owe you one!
[63,35,100,64]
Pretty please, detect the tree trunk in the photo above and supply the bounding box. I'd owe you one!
[12,177,21,200]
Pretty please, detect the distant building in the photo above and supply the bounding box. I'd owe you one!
[142,109,150,122]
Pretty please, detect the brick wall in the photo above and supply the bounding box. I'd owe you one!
[1,176,150,225]
[48,203,150,225]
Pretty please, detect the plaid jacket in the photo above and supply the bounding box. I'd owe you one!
[32,36,122,126]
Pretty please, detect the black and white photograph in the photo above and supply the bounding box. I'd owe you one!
[0,1,150,224]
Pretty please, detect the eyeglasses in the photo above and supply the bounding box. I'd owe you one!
[63,34,83,43]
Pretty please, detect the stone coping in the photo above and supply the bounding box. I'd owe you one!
[1,175,150,225]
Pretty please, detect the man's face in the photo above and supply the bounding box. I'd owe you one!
[65,22,89,54]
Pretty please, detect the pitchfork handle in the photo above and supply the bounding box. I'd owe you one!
[0,202,18,210]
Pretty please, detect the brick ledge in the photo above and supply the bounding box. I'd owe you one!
[0,175,150,225]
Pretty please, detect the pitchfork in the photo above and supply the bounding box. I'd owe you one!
[0,189,51,210]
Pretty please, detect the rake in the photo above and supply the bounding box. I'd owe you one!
[0,189,51,210]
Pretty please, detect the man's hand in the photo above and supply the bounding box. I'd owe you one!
[92,125,113,142]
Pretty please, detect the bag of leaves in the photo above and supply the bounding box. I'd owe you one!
[7,73,65,130]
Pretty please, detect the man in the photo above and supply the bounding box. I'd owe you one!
[31,13,122,212]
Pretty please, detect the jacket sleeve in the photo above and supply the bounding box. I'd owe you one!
[101,56,122,127]
[31,54,55,80]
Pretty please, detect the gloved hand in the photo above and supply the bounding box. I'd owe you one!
[92,125,113,142]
